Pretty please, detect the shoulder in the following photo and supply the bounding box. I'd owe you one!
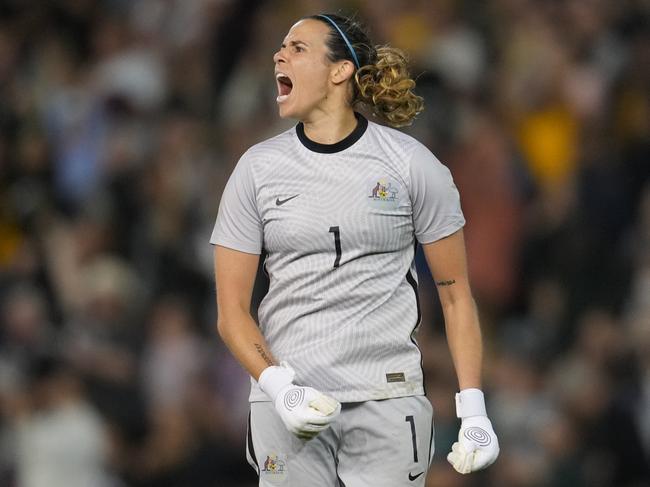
[407,139,456,197]
[365,120,447,176]
[366,122,456,198]
[227,127,296,187]
[365,120,430,161]
[240,127,296,166]
[366,120,421,148]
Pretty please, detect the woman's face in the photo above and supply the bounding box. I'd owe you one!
[273,19,335,121]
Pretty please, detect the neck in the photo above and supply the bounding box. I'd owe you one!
[301,109,358,145]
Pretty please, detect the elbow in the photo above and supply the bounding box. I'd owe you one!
[216,318,229,340]
[216,312,245,342]
[216,304,253,342]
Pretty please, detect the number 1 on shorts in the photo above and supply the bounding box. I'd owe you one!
[405,415,418,462]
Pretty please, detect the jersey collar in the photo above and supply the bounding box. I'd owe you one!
[296,113,368,154]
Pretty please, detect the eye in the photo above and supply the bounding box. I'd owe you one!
[294,45,303,53]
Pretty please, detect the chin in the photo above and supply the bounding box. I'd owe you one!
[277,103,300,120]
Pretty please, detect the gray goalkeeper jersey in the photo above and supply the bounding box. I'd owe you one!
[211,114,465,403]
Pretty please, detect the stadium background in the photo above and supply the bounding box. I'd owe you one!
[0,0,649,486]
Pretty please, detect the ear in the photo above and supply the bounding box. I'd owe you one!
[330,60,355,85]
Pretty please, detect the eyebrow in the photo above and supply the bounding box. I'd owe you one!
[281,40,309,48]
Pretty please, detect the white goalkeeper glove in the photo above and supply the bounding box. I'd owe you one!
[258,362,341,440]
[447,388,500,474]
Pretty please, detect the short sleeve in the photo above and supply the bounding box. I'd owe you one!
[210,153,263,254]
[409,143,465,244]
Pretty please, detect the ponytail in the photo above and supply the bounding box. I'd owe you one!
[354,46,423,128]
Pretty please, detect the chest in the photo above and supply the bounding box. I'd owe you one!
[256,156,413,257]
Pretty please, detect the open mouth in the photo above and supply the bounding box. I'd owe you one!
[276,73,293,102]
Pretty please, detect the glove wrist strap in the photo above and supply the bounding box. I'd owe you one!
[258,365,294,402]
[455,388,487,418]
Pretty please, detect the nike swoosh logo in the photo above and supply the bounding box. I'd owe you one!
[276,194,300,206]
[408,472,424,481]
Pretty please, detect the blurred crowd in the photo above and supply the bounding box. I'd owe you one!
[0,0,648,486]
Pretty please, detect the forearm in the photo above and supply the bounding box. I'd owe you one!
[217,312,277,381]
[442,295,483,390]
[443,296,500,474]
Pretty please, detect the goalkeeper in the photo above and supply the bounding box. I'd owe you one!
[212,12,499,486]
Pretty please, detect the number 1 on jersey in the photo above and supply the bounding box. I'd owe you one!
[329,226,342,268]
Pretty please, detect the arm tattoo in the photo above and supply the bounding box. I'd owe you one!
[254,343,274,366]
[436,279,456,287]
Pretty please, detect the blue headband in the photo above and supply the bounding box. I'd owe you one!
[317,14,360,69]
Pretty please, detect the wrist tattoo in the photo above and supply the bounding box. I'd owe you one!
[436,279,456,287]
[254,343,274,366]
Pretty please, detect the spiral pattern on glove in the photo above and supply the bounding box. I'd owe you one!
[463,427,491,446]
[283,388,304,410]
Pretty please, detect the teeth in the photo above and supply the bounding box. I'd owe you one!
[277,95,289,103]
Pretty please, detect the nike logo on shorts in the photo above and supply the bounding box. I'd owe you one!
[276,194,300,206]
[408,471,424,481]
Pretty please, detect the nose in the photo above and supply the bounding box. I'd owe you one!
[273,47,286,64]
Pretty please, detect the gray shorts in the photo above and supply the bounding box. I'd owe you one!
[247,395,434,486]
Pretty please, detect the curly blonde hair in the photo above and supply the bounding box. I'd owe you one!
[355,46,424,127]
